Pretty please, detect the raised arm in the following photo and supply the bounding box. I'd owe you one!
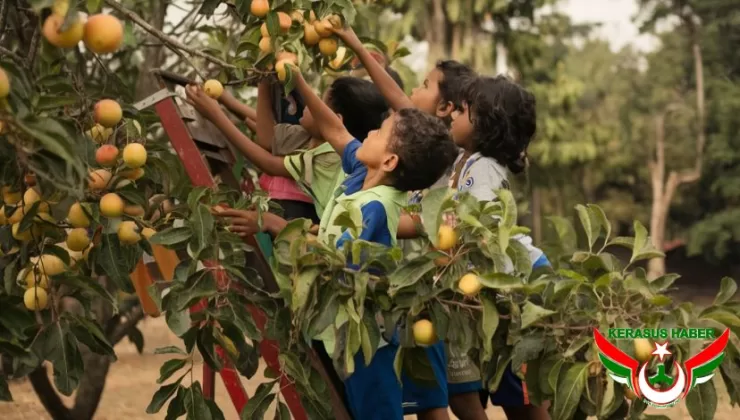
[185,85,290,178]
[292,70,353,154]
[219,90,257,121]
[333,26,414,111]
[255,79,277,151]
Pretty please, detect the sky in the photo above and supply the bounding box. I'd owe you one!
[559,0,659,52]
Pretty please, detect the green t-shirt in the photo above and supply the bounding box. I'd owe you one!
[284,142,342,217]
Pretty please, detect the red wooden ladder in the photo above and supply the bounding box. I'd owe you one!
[134,70,351,420]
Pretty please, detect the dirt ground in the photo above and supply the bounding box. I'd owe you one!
[2,314,740,419]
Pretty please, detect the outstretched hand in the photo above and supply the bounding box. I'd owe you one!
[185,84,223,121]
[214,208,262,239]
[330,24,361,49]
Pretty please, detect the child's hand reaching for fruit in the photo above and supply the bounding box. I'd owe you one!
[185,84,223,121]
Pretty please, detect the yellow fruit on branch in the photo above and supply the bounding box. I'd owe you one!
[303,23,319,46]
[83,14,123,54]
[24,287,49,310]
[313,19,333,38]
[275,60,292,83]
[25,271,50,289]
[94,99,122,128]
[141,227,156,240]
[2,186,21,205]
[203,79,224,99]
[412,319,437,346]
[42,14,84,49]
[66,228,91,251]
[259,37,273,54]
[85,124,113,144]
[12,223,37,242]
[250,0,269,17]
[290,10,305,23]
[0,207,6,225]
[88,169,113,190]
[634,338,653,362]
[458,273,483,296]
[0,68,9,99]
[23,188,41,206]
[117,220,141,245]
[123,204,145,217]
[51,0,69,16]
[260,23,270,38]
[327,14,342,29]
[95,144,119,167]
[38,254,66,276]
[100,193,124,217]
[120,167,145,180]
[122,143,147,169]
[437,225,458,251]
[67,202,90,228]
[276,51,298,65]
[318,38,338,57]
[329,46,347,70]
[277,12,292,33]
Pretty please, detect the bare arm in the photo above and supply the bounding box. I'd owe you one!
[397,213,422,239]
[333,27,414,111]
[255,79,277,151]
[219,90,257,121]
[245,117,257,133]
[185,85,291,178]
[293,70,353,154]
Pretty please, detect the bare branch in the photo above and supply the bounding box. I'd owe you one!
[103,0,235,69]
[0,46,27,66]
[108,304,146,345]
[26,22,40,68]
[0,0,10,43]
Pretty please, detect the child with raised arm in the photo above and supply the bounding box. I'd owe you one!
[447,75,552,420]
[185,76,389,222]
[218,66,458,419]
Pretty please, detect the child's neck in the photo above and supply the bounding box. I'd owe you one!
[362,167,392,190]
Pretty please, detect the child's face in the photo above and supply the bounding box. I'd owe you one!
[410,69,451,119]
[356,113,399,173]
[450,103,474,149]
[299,90,332,138]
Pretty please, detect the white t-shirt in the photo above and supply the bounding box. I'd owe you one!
[456,153,544,267]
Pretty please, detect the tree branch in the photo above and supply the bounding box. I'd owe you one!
[0,0,10,43]
[0,46,27,66]
[26,23,40,68]
[107,304,146,345]
[103,0,235,69]
[28,367,74,420]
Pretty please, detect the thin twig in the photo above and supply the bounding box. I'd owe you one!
[0,0,9,43]
[26,24,40,68]
[103,0,236,69]
[0,46,27,66]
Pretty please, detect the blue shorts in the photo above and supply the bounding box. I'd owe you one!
[402,341,449,414]
[344,344,404,420]
[490,362,529,406]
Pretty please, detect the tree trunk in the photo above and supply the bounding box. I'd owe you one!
[427,0,446,68]
[451,24,462,61]
[134,0,169,100]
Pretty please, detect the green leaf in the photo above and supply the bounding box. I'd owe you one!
[520,302,557,329]
[714,277,738,306]
[563,336,591,358]
[631,220,648,263]
[184,382,212,420]
[608,236,634,249]
[551,363,588,420]
[360,311,380,367]
[650,273,680,293]
[150,227,192,247]
[240,382,276,420]
[388,255,437,295]
[97,234,134,292]
[155,346,188,356]
[587,204,611,243]
[66,313,116,357]
[147,379,183,414]
[421,187,454,247]
[35,322,84,396]
[158,358,188,384]
[511,333,546,373]
[191,204,215,253]
[402,346,440,388]
[165,386,187,420]
[166,309,192,337]
[685,381,717,420]
[481,294,499,362]
[478,272,524,290]
[575,204,599,251]
[292,267,320,312]
[274,401,291,420]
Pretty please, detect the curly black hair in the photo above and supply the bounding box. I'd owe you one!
[463,75,536,174]
[327,77,389,142]
[436,60,477,112]
[388,108,459,191]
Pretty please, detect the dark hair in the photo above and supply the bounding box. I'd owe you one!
[388,108,458,191]
[436,60,476,112]
[327,77,389,142]
[385,66,404,91]
[463,75,536,174]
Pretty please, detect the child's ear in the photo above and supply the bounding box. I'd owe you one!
[436,101,454,119]
[381,153,399,173]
